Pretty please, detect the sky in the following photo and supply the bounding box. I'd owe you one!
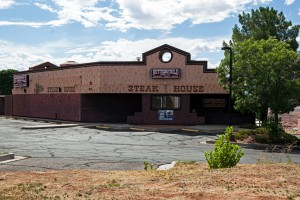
[0,0,299,71]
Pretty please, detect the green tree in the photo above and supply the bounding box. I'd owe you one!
[0,69,18,95]
[222,38,300,136]
[232,7,300,51]
[218,7,300,123]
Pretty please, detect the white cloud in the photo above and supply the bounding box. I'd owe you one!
[107,0,272,31]
[0,19,69,28]
[0,0,15,9]
[253,0,272,5]
[36,0,117,28]
[0,39,73,71]
[284,0,295,5]
[0,0,272,30]
[0,37,228,70]
[0,0,116,28]
[34,3,58,13]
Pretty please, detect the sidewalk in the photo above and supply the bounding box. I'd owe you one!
[3,116,245,134]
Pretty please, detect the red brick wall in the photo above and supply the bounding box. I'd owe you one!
[0,97,4,115]
[81,94,142,122]
[12,94,81,121]
[4,95,12,116]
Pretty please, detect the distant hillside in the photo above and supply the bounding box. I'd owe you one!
[280,106,300,132]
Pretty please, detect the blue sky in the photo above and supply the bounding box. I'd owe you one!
[0,0,299,71]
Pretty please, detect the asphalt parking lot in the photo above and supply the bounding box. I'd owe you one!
[0,118,299,171]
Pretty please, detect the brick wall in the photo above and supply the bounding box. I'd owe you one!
[4,95,12,116]
[81,94,142,122]
[0,96,4,115]
[12,94,81,121]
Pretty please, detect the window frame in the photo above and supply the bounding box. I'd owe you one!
[151,95,181,110]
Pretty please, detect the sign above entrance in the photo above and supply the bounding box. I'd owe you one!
[151,68,180,79]
[13,75,29,87]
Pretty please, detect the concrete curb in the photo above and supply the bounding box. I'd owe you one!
[0,156,28,164]
[0,153,14,162]
[206,140,300,151]
[22,124,79,129]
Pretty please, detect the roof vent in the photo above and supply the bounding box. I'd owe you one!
[60,61,78,67]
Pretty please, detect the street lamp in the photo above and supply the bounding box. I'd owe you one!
[221,46,232,126]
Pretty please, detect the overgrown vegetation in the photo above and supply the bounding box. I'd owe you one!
[0,163,300,199]
[235,118,300,146]
[205,126,244,169]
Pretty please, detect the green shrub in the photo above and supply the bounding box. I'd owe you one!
[252,127,299,145]
[205,126,244,169]
[279,133,300,145]
[255,134,270,144]
[235,129,254,140]
[264,116,284,140]
[254,127,269,135]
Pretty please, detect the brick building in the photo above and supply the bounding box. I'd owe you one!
[10,44,254,125]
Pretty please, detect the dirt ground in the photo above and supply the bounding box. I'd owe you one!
[0,163,299,200]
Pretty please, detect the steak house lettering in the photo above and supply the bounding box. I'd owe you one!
[128,85,204,93]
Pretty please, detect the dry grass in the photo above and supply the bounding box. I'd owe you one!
[0,163,300,200]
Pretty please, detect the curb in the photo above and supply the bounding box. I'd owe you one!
[0,156,28,164]
[22,124,79,129]
[205,140,300,151]
[0,153,14,162]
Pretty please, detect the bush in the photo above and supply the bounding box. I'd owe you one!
[253,127,299,145]
[255,134,270,144]
[205,126,244,169]
[254,127,269,135]
[235,129,254,140]
[264,116,284,140]
[277,133,300,145]
[233,125,299,146]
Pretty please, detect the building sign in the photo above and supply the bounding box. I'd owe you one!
[64,87,75,93]
[151,68,180,79]
[173,86,203,93]
[47,87,75,93]
[48,87,61,93]
[128,85,204,93]
[203,99,226,107]
[158,110,173,120]
[128,85,159,92]
[13,75,29,87]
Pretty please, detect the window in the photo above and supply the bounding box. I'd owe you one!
[151,95,180,110]
[159,49,173,63]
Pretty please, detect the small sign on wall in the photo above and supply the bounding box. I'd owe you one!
[158,110,174,120]
[203,99,226,107]
[151,68,180,79]
[13,75,29,87]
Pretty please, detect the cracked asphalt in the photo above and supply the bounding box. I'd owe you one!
[0,118,300,171]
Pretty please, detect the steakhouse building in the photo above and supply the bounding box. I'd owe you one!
[12,44,253,125]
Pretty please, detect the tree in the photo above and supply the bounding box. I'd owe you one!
[220,38,300,135]
[232,7,300,51]
[0,69,18,95]
[218,7,300,123]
